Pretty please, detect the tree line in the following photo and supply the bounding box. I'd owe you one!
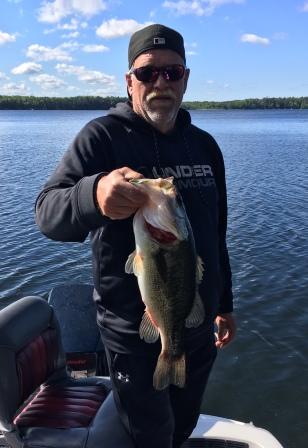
[0,95,126,110]
[182,97,308,110]
[0,95,307,110]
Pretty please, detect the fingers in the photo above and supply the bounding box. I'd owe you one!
[96,167,147,219]
[215,313,236,349]
[119,167,144,181]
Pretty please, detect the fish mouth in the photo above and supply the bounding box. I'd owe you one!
[145,221,177,244]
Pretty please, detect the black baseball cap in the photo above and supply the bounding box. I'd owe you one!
[128,24,186,68]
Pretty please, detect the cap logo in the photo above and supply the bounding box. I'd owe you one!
[153,37,165,45]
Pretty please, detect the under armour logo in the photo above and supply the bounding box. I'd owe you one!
[116,371,130,383]
[154,37,165,45]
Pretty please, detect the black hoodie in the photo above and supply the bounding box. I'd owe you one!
[35,102,233,353]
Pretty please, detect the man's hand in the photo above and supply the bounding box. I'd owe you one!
[215,313,236,349]
[96,167,147,219]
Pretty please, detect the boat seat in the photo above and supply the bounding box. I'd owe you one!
[0,296,134,448]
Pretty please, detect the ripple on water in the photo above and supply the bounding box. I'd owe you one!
[0,109,307,448]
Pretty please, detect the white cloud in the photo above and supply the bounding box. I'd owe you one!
[0,82,30,95]
[62,31,80,38]
[60,41,79,50]
[185,42,198,56]
[56,63,113,82]
[163,1,205,16]
[26,43,73,61]
[82,44,109,53]
[300,1,308,11]
[44,18,87,34]
[96,19,152,39]
[241,33,270,45]
[37,0,107,23]
[0,30,16,45]
[52,41,110,55]
[29,73,66,90]
[55,63,118,93]
[60,18,79,30]
[162,0,245,16]
[67,85,80,92]
[0,72,10,80]
[11,62,42,75]
[43,28,56,34]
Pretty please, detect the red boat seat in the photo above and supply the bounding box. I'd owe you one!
[0,296,134,448]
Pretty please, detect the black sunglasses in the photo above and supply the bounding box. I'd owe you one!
[129,64,186,83]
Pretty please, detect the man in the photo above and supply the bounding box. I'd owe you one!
[36,24,236,448]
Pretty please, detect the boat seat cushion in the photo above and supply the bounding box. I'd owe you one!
[15,377,134,448]
[16,327,60,403]
[14,383,108,429]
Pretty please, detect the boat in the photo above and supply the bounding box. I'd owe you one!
[0,284,283,448]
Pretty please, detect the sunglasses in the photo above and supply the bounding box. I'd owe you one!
[129,64,186,83]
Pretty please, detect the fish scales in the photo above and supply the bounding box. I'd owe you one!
[125,177,205,390]
[144,240,195,353]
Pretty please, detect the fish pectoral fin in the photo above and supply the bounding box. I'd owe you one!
[185,292,205,328]
[125,251,136,274]
[139,311,160,343]
[196,256,205,284]
[125,251,143,276]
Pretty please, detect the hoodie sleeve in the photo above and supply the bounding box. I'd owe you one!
[213,140,234,314]
[35,119,112,242]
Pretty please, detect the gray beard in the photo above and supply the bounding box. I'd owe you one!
[145,108,177,128]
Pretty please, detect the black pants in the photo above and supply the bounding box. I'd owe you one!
[104,332,217,448]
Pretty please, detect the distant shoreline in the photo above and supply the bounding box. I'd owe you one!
[0,95,307,110]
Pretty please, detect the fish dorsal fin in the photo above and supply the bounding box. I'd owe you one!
[185,292,205,328]
[139,311,160,343]
[196,256,205,284]
[125,251,143,276]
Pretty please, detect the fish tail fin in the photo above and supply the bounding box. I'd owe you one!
[172,354,186,389]
[153,353,186,390]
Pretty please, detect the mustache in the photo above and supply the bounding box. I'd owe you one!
[146,90,177,102]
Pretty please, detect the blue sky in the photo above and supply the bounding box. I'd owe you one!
[0,0,307,101]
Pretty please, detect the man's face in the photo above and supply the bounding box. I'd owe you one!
[126,49,189,133]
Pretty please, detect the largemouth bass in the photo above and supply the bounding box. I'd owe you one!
[125,177,205,390]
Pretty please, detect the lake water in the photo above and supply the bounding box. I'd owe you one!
[0,109,307,447]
